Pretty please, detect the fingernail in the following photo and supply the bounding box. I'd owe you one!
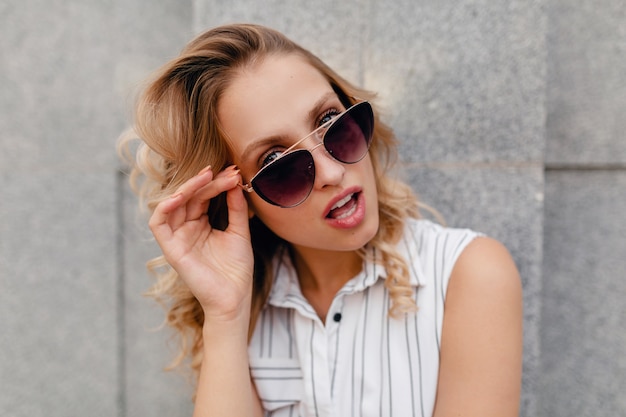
[217,165,239,177]
[170,192,183,199]
[198,165,212,175]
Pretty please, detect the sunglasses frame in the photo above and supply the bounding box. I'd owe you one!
[239,101,374,208]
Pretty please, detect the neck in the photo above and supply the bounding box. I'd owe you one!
[290,246,363,321]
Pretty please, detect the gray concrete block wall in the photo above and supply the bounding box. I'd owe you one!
[541,172,626,416]
[1,1,121,415]
[546,0,626,165]
[0,0,194,416]
[540,0,626,415]
[1,1,624,416]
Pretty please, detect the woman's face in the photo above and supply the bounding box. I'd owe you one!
[218,53,379,254]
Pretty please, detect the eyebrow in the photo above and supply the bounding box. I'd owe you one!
[239,91,340,162]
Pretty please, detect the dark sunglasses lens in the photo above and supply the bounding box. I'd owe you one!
[325,102,374,163]
[251,150,315,207]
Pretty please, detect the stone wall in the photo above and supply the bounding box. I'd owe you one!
[1,1,624,416]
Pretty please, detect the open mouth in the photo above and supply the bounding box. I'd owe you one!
[326,192,360,220]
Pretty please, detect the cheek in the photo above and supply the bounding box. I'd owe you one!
[248,198,319,240]
[245,194,261,219]
[256,205,308,224]
[248,198,296,227]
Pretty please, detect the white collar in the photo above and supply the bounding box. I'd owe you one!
[266,220,425,312]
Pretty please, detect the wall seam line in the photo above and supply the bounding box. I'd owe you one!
[115,169,127,417]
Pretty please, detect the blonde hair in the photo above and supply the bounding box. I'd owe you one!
[118,23,421,387]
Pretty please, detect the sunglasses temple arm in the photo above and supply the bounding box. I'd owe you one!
[238,183,255,193]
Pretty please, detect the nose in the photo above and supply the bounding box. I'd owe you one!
[310,143,345,189]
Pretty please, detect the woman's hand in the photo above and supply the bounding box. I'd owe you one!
[148,165,254,320]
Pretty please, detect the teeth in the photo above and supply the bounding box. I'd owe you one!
[331,194,353,210]
[335,203,357,220]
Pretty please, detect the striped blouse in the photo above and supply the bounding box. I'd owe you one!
[248,218,482,417]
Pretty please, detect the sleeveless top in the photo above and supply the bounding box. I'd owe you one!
[248,218,482,417]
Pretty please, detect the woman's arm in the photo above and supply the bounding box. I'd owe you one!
[148,166,263,416]
[193,309,263,417]
[433,237,523,417]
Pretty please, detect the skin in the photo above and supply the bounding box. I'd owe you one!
[148,52,523,417]
[434,238,523,416]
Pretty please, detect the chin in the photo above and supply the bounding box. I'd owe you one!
[350,214,380,250]
[364,216,381,245]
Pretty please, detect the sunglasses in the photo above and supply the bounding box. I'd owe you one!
[240,101,374,208]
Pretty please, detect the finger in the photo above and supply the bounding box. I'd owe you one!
[224,177,251,240]
[148,192,185,240]
[185,166,241,221]
[167,197,188,231]
[166,166,215,229]
[172,166,214,200]
[150,165,212,234]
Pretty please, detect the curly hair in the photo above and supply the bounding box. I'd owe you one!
[118,23,421,389]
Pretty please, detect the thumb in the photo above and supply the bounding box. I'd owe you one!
[225,185,251,240]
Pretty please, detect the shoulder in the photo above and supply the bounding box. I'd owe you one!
[399,218,485,287]
[444,236,522,323]
[434,236,523,415]
[448,236,521,299]
[403,218,484,254]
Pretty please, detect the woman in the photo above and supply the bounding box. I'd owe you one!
[119,23,522,416]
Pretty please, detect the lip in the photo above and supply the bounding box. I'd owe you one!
[323,186,366,229]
